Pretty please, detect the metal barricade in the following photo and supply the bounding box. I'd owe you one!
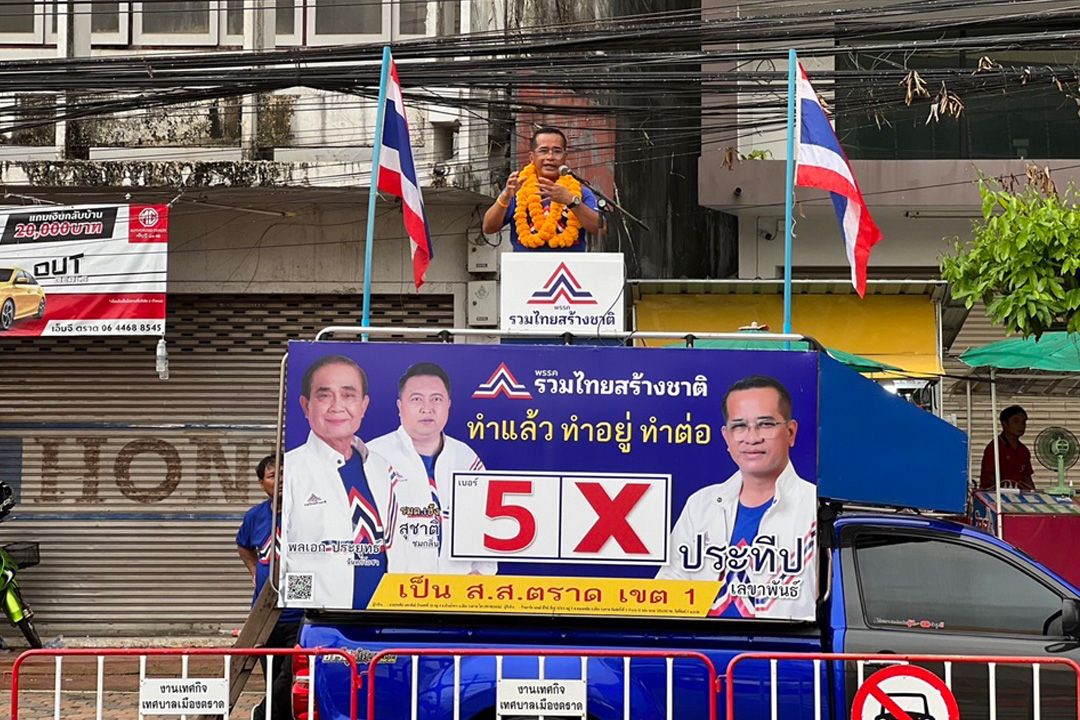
[367,647,721,720]
[9,647,361,720]
[725,652,1080,720]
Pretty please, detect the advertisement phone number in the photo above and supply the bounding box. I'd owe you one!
[51,320,163,334]
[113,322,161,333]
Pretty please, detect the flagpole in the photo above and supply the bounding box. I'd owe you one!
[783,48,797,335]
[361,45,393,341]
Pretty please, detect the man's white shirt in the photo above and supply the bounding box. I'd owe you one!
[368,425,498,575]
[655,462,818,621]
[281,431,442,609]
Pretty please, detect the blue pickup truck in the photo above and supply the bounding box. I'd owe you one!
[277,340,1078,720]
[292,507,1080,720]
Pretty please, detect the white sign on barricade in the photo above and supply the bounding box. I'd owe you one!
[496,679,587,718]
[500,253,625,334]
[138,678,229,716]
[10,647,359,720]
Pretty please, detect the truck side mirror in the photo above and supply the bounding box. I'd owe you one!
[1063,598,1080,639]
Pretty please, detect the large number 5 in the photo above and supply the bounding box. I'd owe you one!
[483,480,536,552]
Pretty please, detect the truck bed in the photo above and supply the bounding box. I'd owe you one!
[300,612,827,720]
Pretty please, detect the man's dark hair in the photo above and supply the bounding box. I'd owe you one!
[530,126,568,150]
[1000,405,1027,425]
[398,361,451,397]
[721,375,793,422]
[255,453,278,481]
[300,354,368,399]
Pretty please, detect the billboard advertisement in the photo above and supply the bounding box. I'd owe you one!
[0,204,168,336]
[280,341,819,621]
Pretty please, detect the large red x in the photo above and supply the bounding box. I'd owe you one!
[573,482,650,554]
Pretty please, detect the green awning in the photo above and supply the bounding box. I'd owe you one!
[662,338,901,374]
[959,332,1080,373]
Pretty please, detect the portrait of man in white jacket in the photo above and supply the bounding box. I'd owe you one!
[369,362,497,575]
[655,375,818,621]
[282,354,434,610]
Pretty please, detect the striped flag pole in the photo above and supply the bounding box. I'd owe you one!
[783,48,797,335]
[361,46,393,339]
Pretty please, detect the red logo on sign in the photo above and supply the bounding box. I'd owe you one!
[129,204,168,243]
[850,664,959,720]
[573,482,650,554]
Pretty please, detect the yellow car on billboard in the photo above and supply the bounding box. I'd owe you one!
[0,267,46,331]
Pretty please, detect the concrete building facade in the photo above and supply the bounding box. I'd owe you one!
[689,0,1080,490]
[0,0,513,638]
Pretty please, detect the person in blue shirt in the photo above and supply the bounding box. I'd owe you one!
[481,126,602,251]
[237,454,302,720]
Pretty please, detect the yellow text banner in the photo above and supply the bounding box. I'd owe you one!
[368,574,721,618]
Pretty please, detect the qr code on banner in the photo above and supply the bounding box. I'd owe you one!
[285,573,314,602]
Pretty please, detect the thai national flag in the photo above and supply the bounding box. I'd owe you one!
[794,63,881,297]
[376,52,432,289]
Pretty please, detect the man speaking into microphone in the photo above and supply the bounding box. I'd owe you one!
[482,126,602,251]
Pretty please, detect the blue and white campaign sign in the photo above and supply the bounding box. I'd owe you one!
[500,253,625,334]
[279,341,820,621]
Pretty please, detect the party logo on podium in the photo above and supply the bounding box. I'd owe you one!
[527,262,598,306]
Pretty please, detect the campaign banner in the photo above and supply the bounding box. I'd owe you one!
[280,342,819,621]
[0,204,168,336]
[500,253,625,334]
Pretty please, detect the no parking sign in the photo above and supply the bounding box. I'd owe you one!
[851,665,960,720]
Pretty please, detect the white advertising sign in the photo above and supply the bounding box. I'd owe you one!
[0,203,168,336]
[500,253,625,334]
[496,679,587,718]
[139,678,229,716]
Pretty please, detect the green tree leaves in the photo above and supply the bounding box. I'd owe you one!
[942,177,1080,338]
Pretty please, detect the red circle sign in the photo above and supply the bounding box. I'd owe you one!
[850,664,960,720]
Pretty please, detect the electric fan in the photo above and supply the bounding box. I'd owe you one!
[1034,426,1080,496]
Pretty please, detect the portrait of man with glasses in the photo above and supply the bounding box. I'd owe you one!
[655,375,818,621]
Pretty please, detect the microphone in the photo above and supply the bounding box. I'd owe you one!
[559,164,651,232]
[559,165,590,187]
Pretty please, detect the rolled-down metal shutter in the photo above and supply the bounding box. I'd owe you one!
[0,293,453,638]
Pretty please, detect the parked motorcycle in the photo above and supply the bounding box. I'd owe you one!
[0,482,41,648]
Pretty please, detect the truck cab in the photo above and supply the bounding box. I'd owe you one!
[833,511,1080,719]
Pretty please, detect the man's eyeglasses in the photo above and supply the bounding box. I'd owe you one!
[533,147,567,157]
[725,419,789,439]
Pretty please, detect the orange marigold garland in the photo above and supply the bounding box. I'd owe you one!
[513,163,583,249]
